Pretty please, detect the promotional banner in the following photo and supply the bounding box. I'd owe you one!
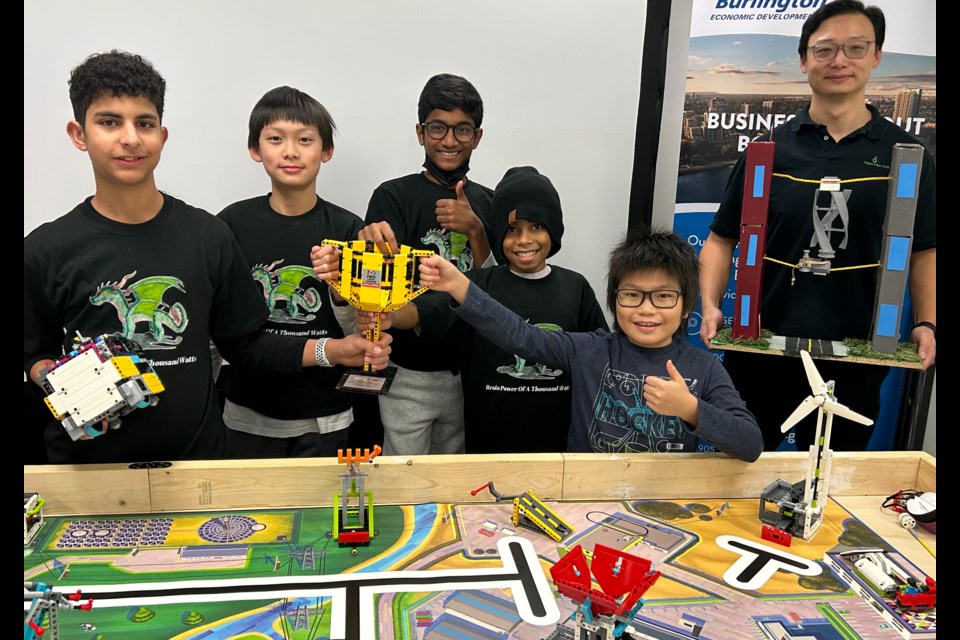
[675,0,936,450]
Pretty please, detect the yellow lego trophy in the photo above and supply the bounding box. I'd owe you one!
[321,239,434,394]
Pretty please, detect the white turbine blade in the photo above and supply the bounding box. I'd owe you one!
[800,350,828,396]
[825,399,874,426]
[781,395,821,433]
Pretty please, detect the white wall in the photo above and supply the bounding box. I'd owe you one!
[24,0,649,305]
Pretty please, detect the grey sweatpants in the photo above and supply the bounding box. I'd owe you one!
[379,365,464,455]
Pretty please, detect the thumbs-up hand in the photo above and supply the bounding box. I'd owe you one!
[435,180,479,234]
[642,359,699,425]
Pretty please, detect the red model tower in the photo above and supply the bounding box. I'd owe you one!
[731,142,774,340]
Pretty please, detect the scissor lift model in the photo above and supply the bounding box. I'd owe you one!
[472,481,573,542]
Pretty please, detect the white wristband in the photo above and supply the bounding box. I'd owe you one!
[315,338,333,367]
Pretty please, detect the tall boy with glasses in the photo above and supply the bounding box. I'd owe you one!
[698,0,936,451]
[412,228,762,460]
[356,73,495,455]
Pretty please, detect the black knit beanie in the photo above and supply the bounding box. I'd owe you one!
[491,166,564,263]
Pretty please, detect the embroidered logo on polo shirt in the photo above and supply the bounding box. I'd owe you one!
[863,155,890,169]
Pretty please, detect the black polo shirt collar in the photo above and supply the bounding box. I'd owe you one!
[789,103,887,142]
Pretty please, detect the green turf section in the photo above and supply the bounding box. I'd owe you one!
[711,328,924,363]
[710,327,774,349]
[26,506,406,639]
[54,599,276,639]
[842,338,922,363]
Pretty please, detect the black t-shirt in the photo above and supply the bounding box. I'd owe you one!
[417,265,608,452]
[218,195,365,420]
[24,195,271,463]
[366,173,494,371]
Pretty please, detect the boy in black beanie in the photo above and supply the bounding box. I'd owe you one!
[378,166,608,452]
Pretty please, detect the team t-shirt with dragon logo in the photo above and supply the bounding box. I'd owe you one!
[24,195,270,463]
[365,173,494,372]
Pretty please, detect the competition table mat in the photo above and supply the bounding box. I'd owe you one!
[25,452,936,639]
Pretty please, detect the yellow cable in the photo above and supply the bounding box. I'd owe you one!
[764,256,797,268]
[831,263,881,271]
[910,529,936,559]
[760,256,880,286]
[772,173,890,185]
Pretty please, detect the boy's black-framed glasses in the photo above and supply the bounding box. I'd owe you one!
[615,289,682,309]
[421,121,477,143]
[807,40,874,62]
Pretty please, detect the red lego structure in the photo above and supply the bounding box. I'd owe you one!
[761,524,792,547]
[550,544,661,639]
[895,576,936,611]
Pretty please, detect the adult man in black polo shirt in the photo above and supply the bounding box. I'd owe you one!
[698,0,936,451]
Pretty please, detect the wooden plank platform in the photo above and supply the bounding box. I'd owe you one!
[709,341,924,369]
[24,451,935,515]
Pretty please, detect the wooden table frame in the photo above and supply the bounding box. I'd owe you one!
[25,451,936,577]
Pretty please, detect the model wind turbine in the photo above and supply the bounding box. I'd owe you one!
[759,351,873,540]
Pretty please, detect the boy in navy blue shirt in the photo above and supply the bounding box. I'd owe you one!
[416,229,763,461]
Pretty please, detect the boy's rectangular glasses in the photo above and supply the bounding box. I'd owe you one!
[615,289,681,308]
[421,121,477,143]
[808,40,874,62]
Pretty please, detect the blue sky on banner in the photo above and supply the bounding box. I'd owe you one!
[687,0,935,96]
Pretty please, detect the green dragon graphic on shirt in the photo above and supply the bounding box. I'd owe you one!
[89,271,188,347]
[422,228,472,272]
[496,322,563,380]
[250,260,322,323]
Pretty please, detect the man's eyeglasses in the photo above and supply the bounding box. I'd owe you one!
[421,121,477,143]
[615,289,682,309]
[807,40,874,62]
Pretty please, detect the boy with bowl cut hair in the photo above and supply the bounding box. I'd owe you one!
[218,85,371,458]
[23,52,388,464]
[246,85,337,152]
[415,228,763,461]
